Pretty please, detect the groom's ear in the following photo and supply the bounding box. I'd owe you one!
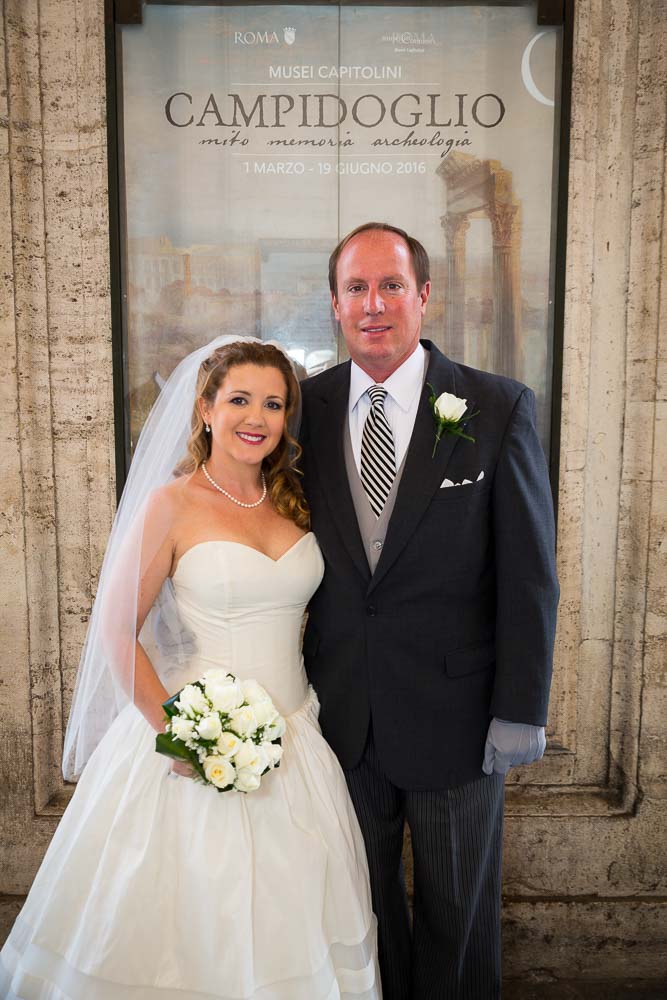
[419,281,431,314]
[331,291,341,322]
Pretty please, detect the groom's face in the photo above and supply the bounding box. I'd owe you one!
[332,230,430,381]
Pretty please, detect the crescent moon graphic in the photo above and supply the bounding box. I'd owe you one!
[521,31,554,107]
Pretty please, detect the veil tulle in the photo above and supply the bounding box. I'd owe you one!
[62,335,302,780]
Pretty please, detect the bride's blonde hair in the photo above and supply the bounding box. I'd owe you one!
[176,341,309,530]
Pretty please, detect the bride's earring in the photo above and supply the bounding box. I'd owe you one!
[205,423,211,434]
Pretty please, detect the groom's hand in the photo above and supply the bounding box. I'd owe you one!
[482,718,546,775]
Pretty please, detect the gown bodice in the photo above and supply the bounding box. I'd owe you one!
[169,532,324,716]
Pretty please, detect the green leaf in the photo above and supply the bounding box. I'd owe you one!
[162,691,182,719]
[155,731,192,761]
[191,759,207,780]
[446,426,476,443]
[155,733,208,781]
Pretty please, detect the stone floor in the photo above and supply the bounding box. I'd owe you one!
[504,981,667,999]
[3,895,666,997]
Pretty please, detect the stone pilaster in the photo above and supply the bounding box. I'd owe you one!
[0,0,114,901]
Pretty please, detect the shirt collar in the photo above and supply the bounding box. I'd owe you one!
[349,342,425,414]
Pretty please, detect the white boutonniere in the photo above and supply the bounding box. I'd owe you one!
[427,385,479,458]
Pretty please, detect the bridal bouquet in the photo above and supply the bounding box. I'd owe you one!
[155,670,285,793]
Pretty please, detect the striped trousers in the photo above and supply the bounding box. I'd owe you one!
[345,730,504,1000]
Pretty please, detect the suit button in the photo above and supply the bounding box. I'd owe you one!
[366,605,377,617]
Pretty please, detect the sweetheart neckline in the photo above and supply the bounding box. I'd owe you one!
[172,532,314,577]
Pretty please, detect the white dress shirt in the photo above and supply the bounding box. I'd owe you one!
[348,343,426,476]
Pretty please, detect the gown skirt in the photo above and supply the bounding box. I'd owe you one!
[0,535,381,999]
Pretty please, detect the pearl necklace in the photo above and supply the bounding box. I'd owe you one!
[201,462,267,509]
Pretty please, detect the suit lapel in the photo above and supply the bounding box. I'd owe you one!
[368,344,476,595]
[308,364,370,584]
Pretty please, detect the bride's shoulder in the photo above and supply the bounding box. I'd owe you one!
[139,478,202,559]
[145,475,198,522]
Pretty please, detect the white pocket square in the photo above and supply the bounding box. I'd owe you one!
[440,470,484,488]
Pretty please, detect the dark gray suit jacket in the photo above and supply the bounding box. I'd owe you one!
[300,341,559,790]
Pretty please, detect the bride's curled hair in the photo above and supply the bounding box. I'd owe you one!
[177,341,309,530]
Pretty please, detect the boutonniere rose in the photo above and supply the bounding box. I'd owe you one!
[427,384,479,458]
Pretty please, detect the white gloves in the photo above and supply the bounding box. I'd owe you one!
[482,718,546,775]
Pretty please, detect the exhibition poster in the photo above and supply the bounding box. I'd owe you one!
[118,3,562,453]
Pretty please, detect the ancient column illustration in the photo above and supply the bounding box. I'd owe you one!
[437,153,523,380]
[488,198,523,378]
[441,213,471,362]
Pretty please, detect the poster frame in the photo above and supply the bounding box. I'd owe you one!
[104,0,573,516]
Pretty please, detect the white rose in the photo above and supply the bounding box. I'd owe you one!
[229,705,258,738]
[170,717,196,742]
[196,714,223,741]
[203,754,236,789]
[434,392,467,423]
[176,684,209,718]
[216,731,241,757]
[234,740,268,774]
[235,767,261,793]
[264,742,283,768]
[253,700,279,728]
[264,716,286,741]
[201,668,232,685]
[205,677,244,714]
[241,679,271,705]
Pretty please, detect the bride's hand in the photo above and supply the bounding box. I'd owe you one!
[170,760,195,779]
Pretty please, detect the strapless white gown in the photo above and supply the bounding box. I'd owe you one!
[0,534,381,1000]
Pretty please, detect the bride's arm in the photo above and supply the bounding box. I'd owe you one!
[131,489,195,779]
[134,557,174,733]
[101,486,179,733]
[133,488,180,732]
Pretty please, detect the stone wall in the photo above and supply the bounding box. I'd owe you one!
[0,0,115,887]
[502,0,667,984]
[1,0,665,987]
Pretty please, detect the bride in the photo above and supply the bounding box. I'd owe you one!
[0,337,381,1000]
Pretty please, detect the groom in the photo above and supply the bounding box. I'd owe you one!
[299,222,559,999]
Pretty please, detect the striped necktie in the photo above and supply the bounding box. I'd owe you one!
[361,385,397,518]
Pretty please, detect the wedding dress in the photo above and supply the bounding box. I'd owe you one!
[0,532,381,1000]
